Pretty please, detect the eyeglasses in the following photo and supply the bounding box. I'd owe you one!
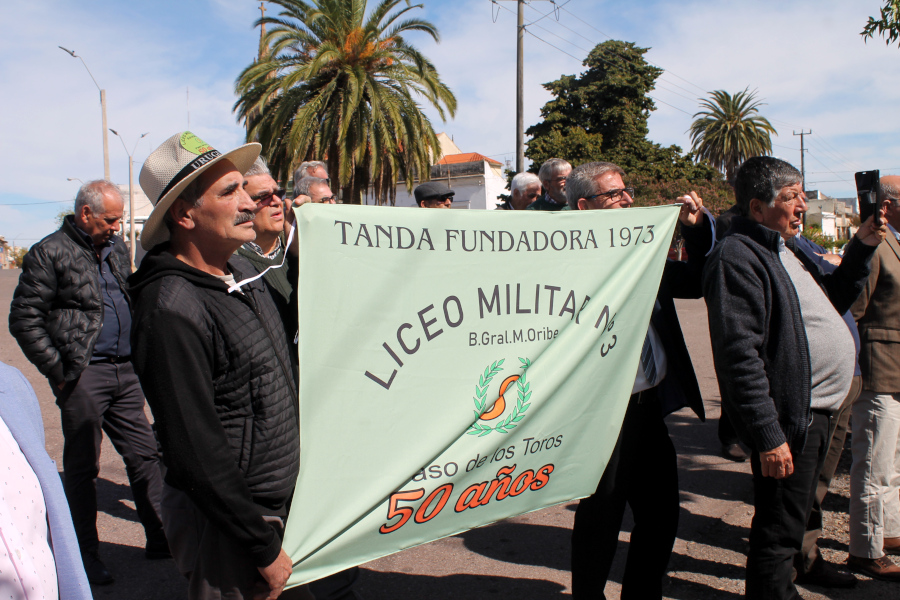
[251,188,287,204]
[318,195,337,203]
[776,190,806,206]
[586,187,634,203]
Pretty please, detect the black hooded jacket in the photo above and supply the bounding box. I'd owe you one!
[128,247,299,567]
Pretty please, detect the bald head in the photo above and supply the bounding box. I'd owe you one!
[880,175,900,230]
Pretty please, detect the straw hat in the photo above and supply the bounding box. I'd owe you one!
[139,132,261,250]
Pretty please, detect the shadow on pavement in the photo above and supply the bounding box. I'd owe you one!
[664,576,744,600]
[458,521,571,571]
[357,569,569,599]
[90,541,186,599]
[97,477,141,523]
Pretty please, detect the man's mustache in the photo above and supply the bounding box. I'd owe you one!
[234,211,255,225]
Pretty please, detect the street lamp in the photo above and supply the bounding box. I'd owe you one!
[110,129,148,268]
[66,177,84,184]
[59,46,110,181]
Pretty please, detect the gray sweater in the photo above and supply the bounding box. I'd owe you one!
[702,217,874,452]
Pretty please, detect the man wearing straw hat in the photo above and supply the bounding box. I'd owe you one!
[128,132,300,600]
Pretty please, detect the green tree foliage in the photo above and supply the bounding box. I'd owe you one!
[862,1,900,47]
[12,246,28,268]
[525,40,730,207]
[234,0,457,204]
[688,89,776,184]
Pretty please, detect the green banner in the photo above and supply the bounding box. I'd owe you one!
[284,204,681,586]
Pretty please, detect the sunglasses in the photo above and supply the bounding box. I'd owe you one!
[251,188,287,205]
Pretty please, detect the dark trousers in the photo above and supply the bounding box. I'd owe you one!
[798,375,862,574]
[718,409,741,446]
[56,361,165,555]
[746,411,830,600]
[571,388,679,599]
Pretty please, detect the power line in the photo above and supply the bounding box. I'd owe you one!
[523,0,570,26]
[0,200,73,206]
[520,2,701,109]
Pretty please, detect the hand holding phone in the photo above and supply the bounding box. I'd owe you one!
[856,170,881,226]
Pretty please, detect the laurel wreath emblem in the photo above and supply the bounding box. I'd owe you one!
[466,357,533,437]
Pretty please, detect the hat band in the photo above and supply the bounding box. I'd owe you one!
[157,149,222,203]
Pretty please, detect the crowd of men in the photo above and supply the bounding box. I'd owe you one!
[4,131,900,600]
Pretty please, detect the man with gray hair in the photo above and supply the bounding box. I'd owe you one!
[847,174,900,581]
[295,176,336,204]
[293,160,328,192]
[499,172,541,210]
[527,157,571,211]
[567,161,711,598]
[703,156,887,597]
[10,179,167,585]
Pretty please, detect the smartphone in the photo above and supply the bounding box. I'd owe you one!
[856,170,880,225]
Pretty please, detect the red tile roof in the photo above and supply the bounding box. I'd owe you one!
[436,152,502,166]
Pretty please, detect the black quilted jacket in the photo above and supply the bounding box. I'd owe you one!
[128,247,299,568]
[9,216,132,386]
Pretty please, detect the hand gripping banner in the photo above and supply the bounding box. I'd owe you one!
[283,204,681,586]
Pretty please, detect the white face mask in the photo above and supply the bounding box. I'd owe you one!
[227,222,296,294]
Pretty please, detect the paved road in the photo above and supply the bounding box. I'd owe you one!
[0,269,892,599]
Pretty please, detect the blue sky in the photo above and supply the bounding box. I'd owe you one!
[2,0,898,246]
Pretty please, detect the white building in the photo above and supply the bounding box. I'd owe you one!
[117,184,153,239]
[805,190,854,239]
[362,133,509,209]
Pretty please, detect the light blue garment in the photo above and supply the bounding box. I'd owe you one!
[0,362,92,600]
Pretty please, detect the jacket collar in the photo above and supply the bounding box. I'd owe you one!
[726,215,787,252]
[61,215,94,251]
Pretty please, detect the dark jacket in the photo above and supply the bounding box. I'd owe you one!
[9,216,132,386]
[236,241,299,351]
[654,219,712,420]
[702,217,874,453]
[128,248,299,568]
[526,194,567,211]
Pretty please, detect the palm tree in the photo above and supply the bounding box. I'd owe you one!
[688,88,776,183]
[235,0,457,204]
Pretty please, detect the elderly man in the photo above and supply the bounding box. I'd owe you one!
[703,156,886,599]
[568,161,711,599]
[9,180,167,585]
[239,157,296,336]
[293,160,329,188]
[499,172,541,210]
[847,175,900,581]
[527,157,571,211]
[414,181,454,208]
[295,176,336,205]
[129,132,299,599]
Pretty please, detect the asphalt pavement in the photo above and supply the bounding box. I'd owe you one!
[0,268,893,599]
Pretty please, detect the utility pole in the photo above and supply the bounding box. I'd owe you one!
[793,129,811,191]
[496,1,553,173]
[794,129,811,227]
[59,47,110,181]
[110,130,149,269]
[516,0,524,174]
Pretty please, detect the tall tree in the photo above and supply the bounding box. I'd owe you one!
[234,0,457,204]
[862,1,900,48]
[688,88,776,183]
[525,40,720,184]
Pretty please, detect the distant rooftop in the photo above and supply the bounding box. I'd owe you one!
[436,152,502,166]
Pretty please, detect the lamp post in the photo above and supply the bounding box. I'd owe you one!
[66,177,84,184]
[110,129,148,269]
[59,46,110,181]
